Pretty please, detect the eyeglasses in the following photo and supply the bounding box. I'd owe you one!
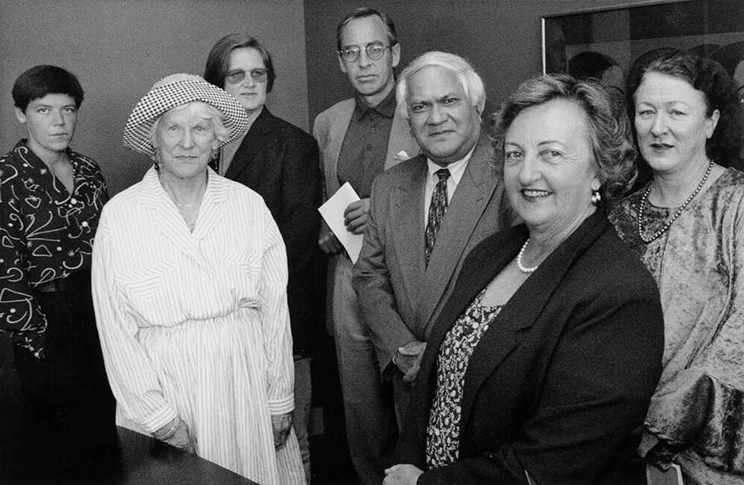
[225,68,269,85]
[338,43,392,63]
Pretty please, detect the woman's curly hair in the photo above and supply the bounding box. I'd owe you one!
[491,74,637,203]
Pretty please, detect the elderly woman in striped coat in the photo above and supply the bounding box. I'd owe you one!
[91,74,304,485]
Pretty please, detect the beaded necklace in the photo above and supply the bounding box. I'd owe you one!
[636,160,713,244]
[516,239,539,273]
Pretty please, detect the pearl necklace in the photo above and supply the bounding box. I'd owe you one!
[517,239,539,273]
[636,160,713,244]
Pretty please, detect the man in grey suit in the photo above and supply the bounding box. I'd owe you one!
[353,51,513,427]
[313,7,419,485]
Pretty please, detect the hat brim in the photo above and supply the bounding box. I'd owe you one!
[123,75,250,158]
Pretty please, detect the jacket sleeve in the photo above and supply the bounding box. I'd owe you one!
[92,209,178,433]
[258,208,295,415]
[312,113,330,203]
[353,175,418,372]
[276,132,321,355]
[276,133,321,270]
[418,284,664,484]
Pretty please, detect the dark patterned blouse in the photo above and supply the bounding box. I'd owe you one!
[426,289,502,469]
[0,140,108,358]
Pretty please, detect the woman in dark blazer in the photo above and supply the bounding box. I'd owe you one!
[385,75,665,485]
[204,34,321,484]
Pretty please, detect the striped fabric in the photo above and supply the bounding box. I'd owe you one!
[92,167,304,484]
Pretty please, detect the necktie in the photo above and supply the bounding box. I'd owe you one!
[425,169,451,266]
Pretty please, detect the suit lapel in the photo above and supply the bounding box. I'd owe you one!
[390,157,428,308]
[224,108,272,180]
[458,212,609,427]
[324,100,354,197]
[418,133,499,326]
[416,226,527,408]
[385,109,419,170]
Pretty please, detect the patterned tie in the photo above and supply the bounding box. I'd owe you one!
[425,169,451,266]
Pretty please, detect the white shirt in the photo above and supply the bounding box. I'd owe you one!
[423,146,474,226]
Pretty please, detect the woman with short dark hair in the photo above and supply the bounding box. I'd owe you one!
[0,64,116,481]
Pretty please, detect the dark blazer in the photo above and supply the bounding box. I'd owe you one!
[395,211,664,484]
[224,108,321,356]
[354,132,513,371]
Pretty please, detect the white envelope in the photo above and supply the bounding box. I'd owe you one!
[318,182,364,263]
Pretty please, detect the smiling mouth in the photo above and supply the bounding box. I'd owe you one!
[521,189,551,198]
[650,142,673,150]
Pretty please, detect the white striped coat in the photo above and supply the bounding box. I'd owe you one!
[92,167,304,484]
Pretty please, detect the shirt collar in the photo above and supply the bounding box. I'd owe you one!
[15,138,76,171]
[426,144,477,186]
[354,88,397,120]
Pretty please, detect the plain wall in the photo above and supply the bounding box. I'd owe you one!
[0,0,310,194]
[303,0,667,126]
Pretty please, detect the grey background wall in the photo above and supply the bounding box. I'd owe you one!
[0,0,309,194]
[0,0,692,195]
[304,0,664,125]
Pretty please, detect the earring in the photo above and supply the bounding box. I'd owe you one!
[591,189,602,206]
[153,151,161,171]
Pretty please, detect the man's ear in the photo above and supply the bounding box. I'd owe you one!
[338,55,348,75]
[391,43,401,69]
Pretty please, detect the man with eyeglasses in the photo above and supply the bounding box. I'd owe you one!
[313,7,419,485]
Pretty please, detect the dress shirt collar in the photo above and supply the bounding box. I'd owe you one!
[426,144,476,187]
[354,88,397,120]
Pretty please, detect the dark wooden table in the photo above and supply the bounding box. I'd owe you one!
[111,426,259,485]
[3,426,259,484]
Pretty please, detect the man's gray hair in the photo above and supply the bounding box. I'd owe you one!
[396,51,486,119]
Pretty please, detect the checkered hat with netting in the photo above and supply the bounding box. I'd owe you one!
[123,73,249,158]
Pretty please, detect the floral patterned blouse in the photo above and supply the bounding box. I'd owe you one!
[426,289,502,469]
[610,168,744,485]
[0,140,108,358]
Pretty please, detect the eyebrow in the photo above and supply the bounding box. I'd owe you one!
[537,140,566,147]
[31,103,76,109]
[637,99,691,107]
[503,140,566,148]
[436,93,458,101]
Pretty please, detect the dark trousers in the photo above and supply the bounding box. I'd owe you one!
[2,271,118,481]
[0,331,22,479]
